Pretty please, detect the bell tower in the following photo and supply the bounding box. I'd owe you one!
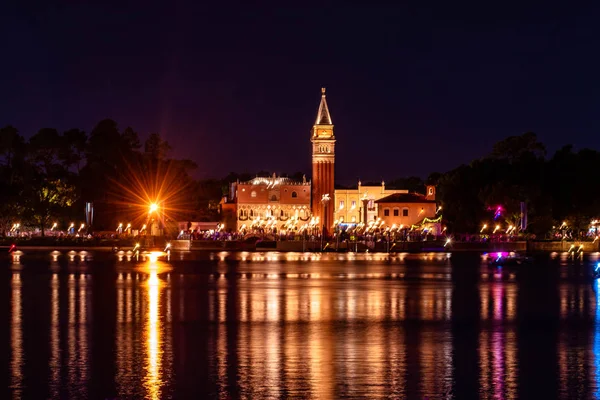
[311,87,335,235]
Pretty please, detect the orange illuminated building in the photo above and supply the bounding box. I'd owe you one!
[311,88,335,234]
[227,174,311,232]
[375,186,441,233]
[221,88,438,234]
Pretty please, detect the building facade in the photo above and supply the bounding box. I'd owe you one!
[334,181,409,224]
[228,175,312,232]
[219,88,442,235]
[375,186,441,233]
[311,88,335,234]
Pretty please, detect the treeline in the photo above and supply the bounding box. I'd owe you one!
[334,132,600,235]
[0,120,205,235]
[2,122,598,235]
[434,132,600,235]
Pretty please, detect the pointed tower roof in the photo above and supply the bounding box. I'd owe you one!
[315,87,333,125]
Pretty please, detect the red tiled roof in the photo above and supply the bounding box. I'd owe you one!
[375,193,436,204]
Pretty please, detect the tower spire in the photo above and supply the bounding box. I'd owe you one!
[315,87,333,125]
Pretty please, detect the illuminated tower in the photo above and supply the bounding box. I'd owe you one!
[311,88,335,235]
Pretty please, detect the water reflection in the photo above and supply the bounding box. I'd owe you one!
[8,254,600,398]
[595,280,600,398]
[49,274,59,398]
[10,273,22,397]
[145,271,161,399]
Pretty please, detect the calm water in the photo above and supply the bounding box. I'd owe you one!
[2,250,600,399]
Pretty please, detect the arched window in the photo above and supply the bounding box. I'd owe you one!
[270,195,277,201]
[250,209,254,217]
[291,191,298,198]
[250,191,257,198]
[428,187,434,195]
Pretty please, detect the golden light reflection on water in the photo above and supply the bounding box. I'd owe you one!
[16,254,600,398]
[142,259,172,400]
[10,273,22,397]
[49,274,60,398]
[146,270,161,400]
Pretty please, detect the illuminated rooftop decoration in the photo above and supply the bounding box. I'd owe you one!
[242,174,309,188]
[315,87,333,125]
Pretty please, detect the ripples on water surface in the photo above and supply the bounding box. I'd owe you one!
[2,250,600,399]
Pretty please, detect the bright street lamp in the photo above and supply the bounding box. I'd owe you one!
[149,203,159,213]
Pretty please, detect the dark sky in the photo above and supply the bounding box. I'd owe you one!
[2,2,600,184]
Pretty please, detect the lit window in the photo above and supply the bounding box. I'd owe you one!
[351,200,356,209]
[384,208,390,217]
[251,191,257,198]
[351,216,356,222]
[339,200,345,209]
[291,191,298,198]
[403,208,408,217]
[429,187,434,195]
[393,209,399,216]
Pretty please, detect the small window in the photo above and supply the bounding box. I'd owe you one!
[351,216,356,222]
[251,191,257,198]
[351,200,356,209]
[384,208,390,217]
[270,195,277,201]
[393,209,399,216]
[428,187,434,195]
[250,210,254,217]
[291,191,298,198]
[403,208,408,217]
[339,200,344,209]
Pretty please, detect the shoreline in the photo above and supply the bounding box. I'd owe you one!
[0,239,597,253]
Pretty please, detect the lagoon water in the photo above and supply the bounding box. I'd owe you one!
[1,250,600,399]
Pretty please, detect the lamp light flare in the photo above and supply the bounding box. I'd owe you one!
[149,203,159,213]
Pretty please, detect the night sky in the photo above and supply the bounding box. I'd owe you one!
[2,2,600,184]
